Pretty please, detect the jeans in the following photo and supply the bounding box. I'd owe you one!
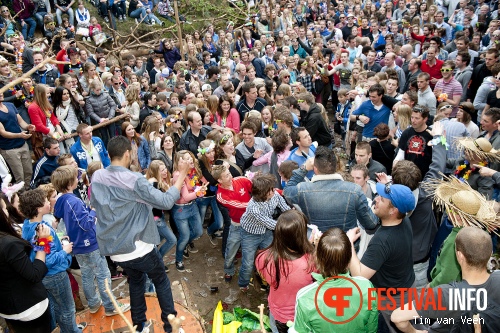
[129,7,147,21]
[157,216,177,258]
[42,271,81,333]
[118,248,176,332]
[56,8,74,26]
[219,203,231,257]
[172,202,203,263]
[197,196,223,235]
[18,17,37,40]
[34,11,48,28]
[75,249,115,312]
[238,229,274,287]
[224,223,242,276]
[147,13,162,24]
[413,260,429,289]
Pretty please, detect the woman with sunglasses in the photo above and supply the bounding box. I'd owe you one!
[0,7,16,38]
[165,107,185,150]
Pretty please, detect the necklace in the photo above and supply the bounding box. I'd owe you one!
[81,141,93,157]
[454,160,485,181]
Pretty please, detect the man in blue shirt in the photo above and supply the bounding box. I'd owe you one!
[351,84,391,140]
[288,127,316,179]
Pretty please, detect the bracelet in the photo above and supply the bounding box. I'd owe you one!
[31,236,54,254]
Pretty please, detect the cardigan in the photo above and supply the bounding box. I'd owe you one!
[0,234,48,316]
[28,102,60,135]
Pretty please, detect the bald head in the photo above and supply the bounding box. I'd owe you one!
[401,45,413,58]
[384,52,396,67]
[455,227,492,269]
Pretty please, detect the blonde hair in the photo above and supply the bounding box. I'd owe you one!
[396,104,412,131]
[146,160,170,191]
[38,183,56,201]
[174,150,202,178]
[87,161,103,182]
[125,83,142,105]
[51,166,78,193]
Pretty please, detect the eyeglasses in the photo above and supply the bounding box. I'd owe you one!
[283,75,290,78]
[440,68,453,72]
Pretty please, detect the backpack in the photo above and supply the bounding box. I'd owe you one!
[449,280,500,333]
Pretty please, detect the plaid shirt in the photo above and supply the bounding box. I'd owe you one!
[297,73,314,93]
[240,193,291,235]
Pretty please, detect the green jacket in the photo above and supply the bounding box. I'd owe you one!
[430,227,462,287]
[291,273,378,333]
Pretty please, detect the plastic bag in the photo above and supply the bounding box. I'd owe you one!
[213,301,242,333]
[233,307,271,332]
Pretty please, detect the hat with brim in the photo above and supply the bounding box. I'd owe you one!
[454,137,500,162]
[423,175,499,231]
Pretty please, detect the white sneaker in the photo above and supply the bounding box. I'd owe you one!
[151,20,156,25]
[105,302,131,316]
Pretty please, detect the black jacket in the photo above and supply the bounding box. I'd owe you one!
[301,103,332,147]
[179,125,212,155]
[0,234,48,315]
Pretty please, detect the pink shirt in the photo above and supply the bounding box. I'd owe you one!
[215,108,240,133]
[255,251,315,323]
[434,77,463,117]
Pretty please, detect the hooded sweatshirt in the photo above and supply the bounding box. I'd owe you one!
[53,193,98,255]
[454,66,473,102]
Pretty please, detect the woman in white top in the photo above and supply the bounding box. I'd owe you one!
[452,102,480,138]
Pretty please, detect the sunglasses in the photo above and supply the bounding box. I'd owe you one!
[440,68,453,72]
[297,99,305,103]
[220,134,231,144]
[384,183,391,194]
[1,10,9,13]
[233,55,239,57]
[414,106,426,113]
[439,105,452,111]
[283,75,290,78]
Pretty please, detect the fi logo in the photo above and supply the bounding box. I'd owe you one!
[314,276,366,324]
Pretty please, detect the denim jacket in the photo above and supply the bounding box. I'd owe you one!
[284,170,379,233]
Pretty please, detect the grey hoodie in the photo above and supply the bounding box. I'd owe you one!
[473,76,496,118]
[454,66,472,102]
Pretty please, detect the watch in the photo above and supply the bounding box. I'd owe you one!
[356,115,360,120]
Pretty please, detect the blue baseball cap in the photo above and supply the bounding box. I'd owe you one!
[376,183,415,214]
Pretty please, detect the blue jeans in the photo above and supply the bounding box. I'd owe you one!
[197,196,223,235]
[157,216,177,258]
[117,248,176,333]
[42,271,81,333]
[34,11,47,28]
[172,202,203,263]
[56,8,74,26]
[238,229,274,288]
[147,13,162,24]
[75,249,115,312]
[18,17,37,40]
[129,7,147,21]
[224,223,242,276]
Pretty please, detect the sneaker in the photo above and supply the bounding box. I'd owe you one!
[139,321,152,333]
[183,248,190,259]
[248,278,254,287]
[111,272,123,280]
[214,230,223,238]
[105,302,131,316]
[240,285,250,293]
[118,16,123,22]
[188,242,198,253]
[77,322,88,330]
[151,20,156,25]
[207,230,217,245]
[224,274,232,283]
[160,21,165,26]
[176,261,186,272]
[104,17,109,23]
[89,301,102,314]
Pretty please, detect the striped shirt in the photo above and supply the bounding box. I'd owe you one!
[240,193,291,234]
[434,77,463,117]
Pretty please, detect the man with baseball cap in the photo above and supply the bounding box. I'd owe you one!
[347,182,416,333]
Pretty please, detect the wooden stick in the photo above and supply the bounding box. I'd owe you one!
[173,0,183,55]
[167,314,185,333]
[257,304,266,333]
[65,113,129,139]
[104,278,137,333]
[0,57,54,95]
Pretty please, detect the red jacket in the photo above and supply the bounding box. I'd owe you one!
[28,102,60,135]
[56,49,67,74]
[216,177,252,223]
[421,59,444,87]
[411,31,434,45]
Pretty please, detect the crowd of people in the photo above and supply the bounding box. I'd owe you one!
[1,0,500,332]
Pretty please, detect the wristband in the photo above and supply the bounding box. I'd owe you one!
[356,115,360,120]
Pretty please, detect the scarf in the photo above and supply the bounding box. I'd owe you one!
[76,8,89,22]
[15,44,25,72]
